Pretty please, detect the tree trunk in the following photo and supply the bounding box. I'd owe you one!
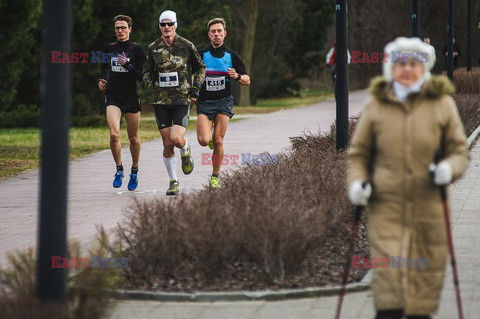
[239,0,258,106]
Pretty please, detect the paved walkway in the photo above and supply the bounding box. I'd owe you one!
[1,90,479,318]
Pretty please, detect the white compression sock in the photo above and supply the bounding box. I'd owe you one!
[180,138,189,155]
[163,155,178,181]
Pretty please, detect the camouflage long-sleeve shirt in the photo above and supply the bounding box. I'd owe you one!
[144,34,206,105]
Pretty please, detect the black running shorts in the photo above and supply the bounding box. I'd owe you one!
[153,104,190,129]
[196,95,234,121]
[105,95,141,114]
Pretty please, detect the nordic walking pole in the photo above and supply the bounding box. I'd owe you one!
[335,202,364,319]
[433,150,464,319]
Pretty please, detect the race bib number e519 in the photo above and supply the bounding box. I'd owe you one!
[205,76,226,91]
[159,72,179,87]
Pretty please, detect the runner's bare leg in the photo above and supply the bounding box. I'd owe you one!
[106,105,123,166]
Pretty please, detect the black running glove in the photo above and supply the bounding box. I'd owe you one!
[187,87,200,99]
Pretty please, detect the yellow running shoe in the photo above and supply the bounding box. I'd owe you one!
[181,145,194,175]
[208,125,214,150]
[207,139,214,150]
[209,176,221,189]
[166,180,179,195]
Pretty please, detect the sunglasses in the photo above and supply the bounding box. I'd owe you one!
[160,22,175,27]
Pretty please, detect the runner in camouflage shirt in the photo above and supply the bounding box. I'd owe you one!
[145,35,205,105]
[143,10,205,196]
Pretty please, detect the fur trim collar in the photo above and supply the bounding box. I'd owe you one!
[369,75,454,103]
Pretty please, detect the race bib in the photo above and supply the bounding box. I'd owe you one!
[111,57,129,72]
[159,72,179,87]
[205,76,226,91]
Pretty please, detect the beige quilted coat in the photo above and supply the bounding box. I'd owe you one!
[347,75,469,315]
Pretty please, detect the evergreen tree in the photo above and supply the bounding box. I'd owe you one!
[0,0,42,126]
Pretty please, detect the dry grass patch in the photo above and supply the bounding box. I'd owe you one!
[451,67,480,95]
[0,242,118,319]
[451,68,480,137]
[454,93,480,137]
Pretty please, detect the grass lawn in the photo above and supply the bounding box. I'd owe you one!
[0,89,334,179]
[0,117,176,179]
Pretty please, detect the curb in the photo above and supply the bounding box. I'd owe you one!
[467,124,480,147]
[104,125,480,303]
[105,271,371,302]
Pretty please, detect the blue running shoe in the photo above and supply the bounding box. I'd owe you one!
[128,173,138,191]
[113,170,124,188]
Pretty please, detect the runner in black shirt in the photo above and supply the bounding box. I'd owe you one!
[197,18,250,189]
[98,15,145,191]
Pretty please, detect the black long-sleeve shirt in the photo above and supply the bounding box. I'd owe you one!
[101,40,145,100]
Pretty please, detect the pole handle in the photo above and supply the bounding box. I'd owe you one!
[353,181,368,222]
[433,149,442,164]
[353,205,362,222]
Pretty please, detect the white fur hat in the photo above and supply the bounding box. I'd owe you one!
[383,37,436,81]
[159,10,177,29]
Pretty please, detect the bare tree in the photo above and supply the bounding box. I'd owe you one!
[345,0,480,86]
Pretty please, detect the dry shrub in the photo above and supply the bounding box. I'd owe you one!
[101,123,355,289]
[453,93,480,137]
[452,67,480,95]
[223,142,348,282]
[449,67,480,137]
[0,243,116,319]
[0,248,61,319]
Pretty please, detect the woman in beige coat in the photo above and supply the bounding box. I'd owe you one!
[347,37,469,319]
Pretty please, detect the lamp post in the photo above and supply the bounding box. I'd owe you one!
[447,0,454,80]
[335,0,349,150]
[467,0,472,71]
[36,0,72,306]
[412,0,420,38]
